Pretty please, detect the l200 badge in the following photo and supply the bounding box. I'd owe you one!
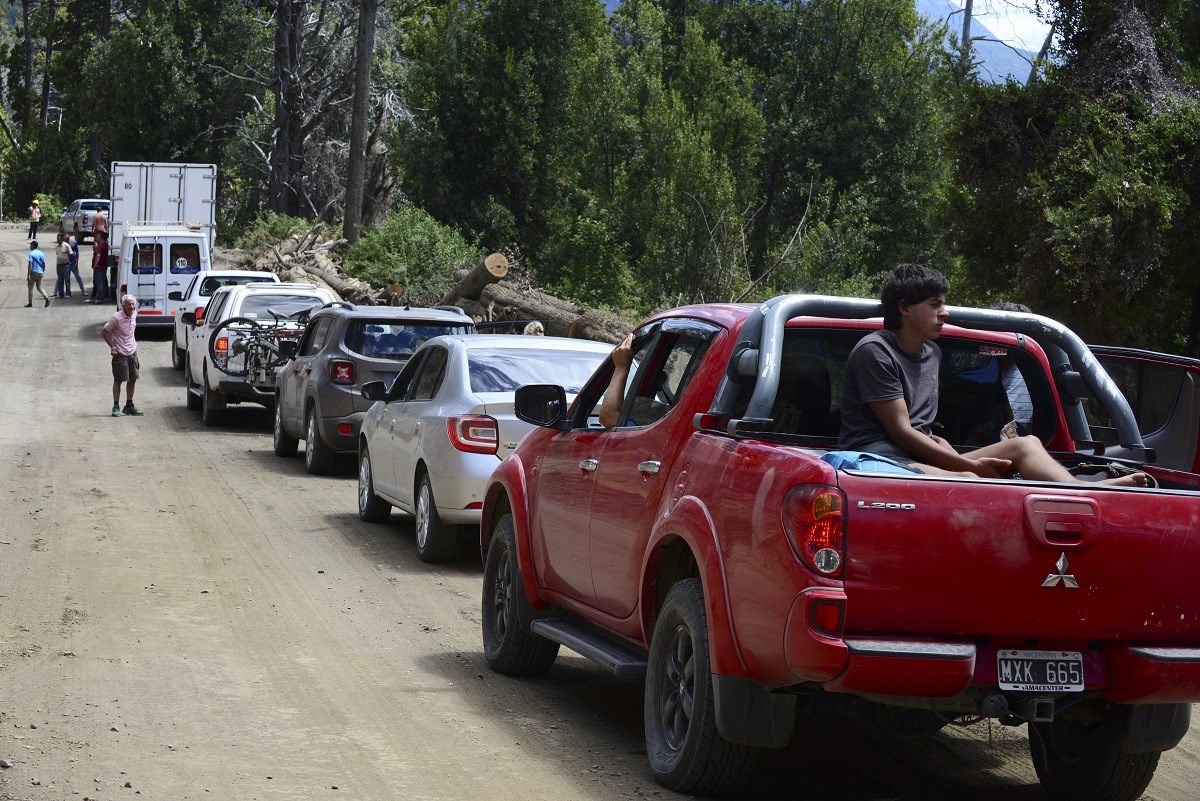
[855,501,916,511]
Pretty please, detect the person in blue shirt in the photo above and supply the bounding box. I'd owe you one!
[26,240,50,307]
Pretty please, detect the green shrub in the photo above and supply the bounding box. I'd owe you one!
[344,205,482,300]
[232,211,310,250]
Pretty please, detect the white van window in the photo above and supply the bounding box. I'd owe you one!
[171,243,202,274]
[132,243,163,274]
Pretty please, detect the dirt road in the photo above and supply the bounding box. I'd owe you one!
[1,224,1196,801]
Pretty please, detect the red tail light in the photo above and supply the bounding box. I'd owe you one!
[213,335,230,370]
[82,213,90,225]
[447,415,498,454]
[330,360,355,385]
[809,600,845,636]
[781,485,846,578]
[194,305,205,323]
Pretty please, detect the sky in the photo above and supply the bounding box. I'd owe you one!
[939,1,1054,53]
[600,2,1055,55]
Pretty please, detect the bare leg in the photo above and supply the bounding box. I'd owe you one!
[126,379,136,404]
[970,436,1147,486]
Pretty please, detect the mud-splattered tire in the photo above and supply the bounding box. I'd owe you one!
[1029,703,1161,801]
[481,514,558,675]
[644,578,757,795]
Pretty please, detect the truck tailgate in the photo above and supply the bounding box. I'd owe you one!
[836,474,1200,642]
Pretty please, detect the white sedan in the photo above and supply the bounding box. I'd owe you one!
[357,334,613,562]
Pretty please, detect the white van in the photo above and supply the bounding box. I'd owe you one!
[115,222,213,328]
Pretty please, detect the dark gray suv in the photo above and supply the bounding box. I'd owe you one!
[273,303,476,474]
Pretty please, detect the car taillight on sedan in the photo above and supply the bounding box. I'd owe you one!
[781,484,846,578]
[330,360,355,384]
[447,415,498,455]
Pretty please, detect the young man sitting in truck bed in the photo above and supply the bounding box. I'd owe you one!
[839,263,1147,486]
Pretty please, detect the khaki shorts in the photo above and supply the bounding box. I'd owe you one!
[112,353,140,383]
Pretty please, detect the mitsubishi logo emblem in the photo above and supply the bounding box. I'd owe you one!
[1042,552,1079,589]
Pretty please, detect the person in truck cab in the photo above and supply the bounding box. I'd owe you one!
[839,263,1146,486]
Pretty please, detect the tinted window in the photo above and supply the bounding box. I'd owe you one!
[131,243,162,274]
[170,242,202,274]
[469,348,607,394]
[729,329,1056,446]
[410,348,449,401]
[299,318,334,357]
[346,321,472,358]
[238,294,324,320]
[1087,357,1187,444]
[81,201,108,211]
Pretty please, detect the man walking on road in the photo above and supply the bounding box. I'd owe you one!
[101,294,142,416]
[26,240,50,307]
[53,232,72,298]
[88,230,109,303]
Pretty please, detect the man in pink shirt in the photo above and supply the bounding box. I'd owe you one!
[101,294,143,416]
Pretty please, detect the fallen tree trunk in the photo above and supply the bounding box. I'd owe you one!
[474,282,632,344]
[441,253,508,304]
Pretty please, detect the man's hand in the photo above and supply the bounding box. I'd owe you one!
[966,456,1013,479]
[612,333,634,370]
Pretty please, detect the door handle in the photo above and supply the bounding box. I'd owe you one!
[579,459,598,472]
[638,461,662,475]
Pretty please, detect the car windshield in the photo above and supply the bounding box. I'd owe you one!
[200,276,276,297]
[468,348,607,394]
[239,295,324,320]
[347,322,473,358]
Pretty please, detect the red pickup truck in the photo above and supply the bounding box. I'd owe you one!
[480,296,1200,799]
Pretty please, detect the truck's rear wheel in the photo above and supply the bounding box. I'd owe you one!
[171,339,185,371]
[1029,702,1160,801]
[201,370,224,426]
[481,514,558,675]
[184,358,201,411]
[645,578,757,796]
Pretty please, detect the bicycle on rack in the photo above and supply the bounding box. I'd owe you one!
[207,307,312,384]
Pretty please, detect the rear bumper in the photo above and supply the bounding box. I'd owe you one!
[317,412,366,453]
[1105,647,1200,703]
[782,592,1200,703]
[218,378,275,406]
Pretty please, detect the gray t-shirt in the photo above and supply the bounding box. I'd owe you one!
[839,330,940,456]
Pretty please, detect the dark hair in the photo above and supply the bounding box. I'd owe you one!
[881,263,949,329]
[30,240,38,248]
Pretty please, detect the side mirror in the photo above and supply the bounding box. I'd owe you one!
[167,291,183,301]
[181,311,197,325]
[277,340,298,359]
[515,384,568,429]
[362,381,387,402]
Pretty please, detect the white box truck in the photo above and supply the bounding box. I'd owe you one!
[108,162,218,321]
[108,161,217,255]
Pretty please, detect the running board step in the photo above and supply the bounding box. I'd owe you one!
[530,619,647,679]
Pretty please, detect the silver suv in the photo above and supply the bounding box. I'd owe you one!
[273,304,475,474]
[60,198,109,242]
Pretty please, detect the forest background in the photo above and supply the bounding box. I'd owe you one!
[0,0,1197,352]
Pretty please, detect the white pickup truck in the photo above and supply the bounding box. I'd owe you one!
[183,282,336,425]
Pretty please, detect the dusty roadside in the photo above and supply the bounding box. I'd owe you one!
[0,223,1195,801]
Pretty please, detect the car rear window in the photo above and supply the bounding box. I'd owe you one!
[346,321,473,358]
[239,294,325,320]
[81,201,109,211]
[468,348,608,394]
[199,275,276,297]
